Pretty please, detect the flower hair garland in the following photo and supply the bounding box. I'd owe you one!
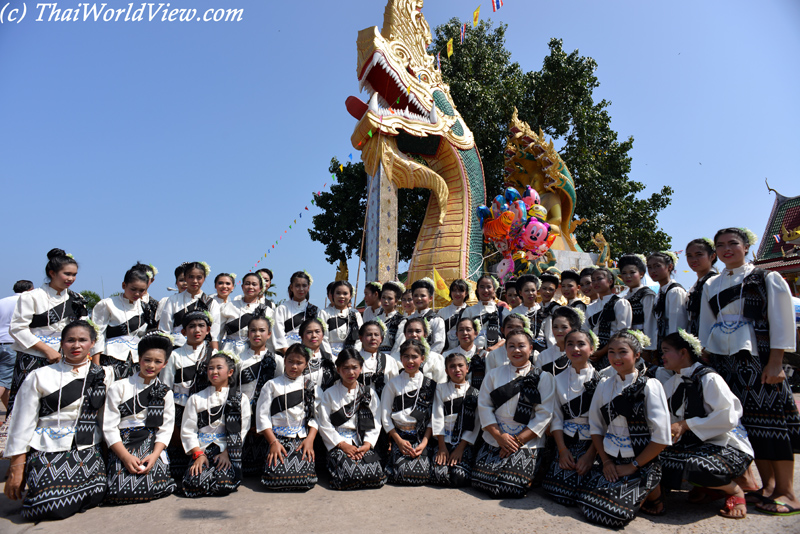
[700,237,714,249]
[229,272,237,280]
[149,264,159,276]
[422,317,431,336]
[316,316,328,335]
[418,277,435,290]
[256,272,268,293]
[473,318,482,333]
[489,275,500,290]
[374,317,388,336]
[85,318,101,337]
[258,315,275,330]
[625,329,651,350]
[739,227,758,247]
[573,307,586,326]
[677,328,703,358]
[217,349,240,365]
[588,330,599,352]
[203,310,214,324]
[304,270,314,285]
[367,281,383,292]
[419,337,430,358]
[199,261,211,277]
[508,313,530,331]
[634,253,647,265]
[66,252,74,259]
[152,330,174,345]
[392,280,407,294]
[660,251,679,266]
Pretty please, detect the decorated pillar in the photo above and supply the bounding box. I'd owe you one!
[365,162,398,282]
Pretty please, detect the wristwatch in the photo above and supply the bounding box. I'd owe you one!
[631,458,640,470]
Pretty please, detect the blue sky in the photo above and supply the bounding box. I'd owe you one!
[2,0,799,306]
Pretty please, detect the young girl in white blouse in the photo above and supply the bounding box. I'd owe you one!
[4,320,107,521]
[618,254,657,358]
[391,279,446,355]
[465,275,506,353]
[181,351,250,497]
[398,317,446,383]
[438,279,470,352]
[362,281,383,323]
[381,338,437,485]
[299,317,337,391]
[92,267,150,380]
[236,314,284,476]
[431,351,480,487]
[272,271,320,354]
[104,332,176,504]
[543,329,600,506]
[158,262,220,350]
[377,281,405,353]
[584,267,632,370]
[684,237,718,338]
[699,227,800,516]
[485,313,527,373]
[8,248,88,415]
[472,328,555,499]
[647,252,688,366]
[320,280,363,356]
[317,348,386,490]
[576,330,670,528]
[654,331,754,519]
[536,306,583,376]
[257,343,320,491]
[220,273,273,353]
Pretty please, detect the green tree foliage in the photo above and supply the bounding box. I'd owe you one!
[309,21,672,264]
[80,290,101,311]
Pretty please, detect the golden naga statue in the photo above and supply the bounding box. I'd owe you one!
[782,223,800,244]
[334,259,349,282]
[346,0,486,284]
[591,232,613,267]
[504,108,584,252]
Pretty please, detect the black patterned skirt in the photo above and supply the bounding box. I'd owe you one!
[385,430,432,486]
[167,404,190,482]
[105,427,176,504]
[260,435,317,491]
[100,353,136,381]
[326,447,386,490]
[576,456,661,528]
[21,445,107,521]
[471,442,539,498]
[242,430,270,477]
[181,443,241,497]
[8,352,53,416]
[709,351,800,461]
[660,439,752,490]
[429,440,475,487]
[542,434,596,506]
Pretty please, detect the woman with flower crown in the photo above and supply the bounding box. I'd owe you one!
[219,273,274,354]
[158,261,221,350]
[699,227,800,516]
[273,271,326,355]
[653,330,754,519]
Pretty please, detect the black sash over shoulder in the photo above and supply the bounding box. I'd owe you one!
[360,353,387,397]
[541,354,570,375]
[118,382,168,428]
[224,304,266,336]
[600,374,650,456]
[39,376,86,417]
[29,290,88,329]
[329,385,375,443]
[105,313,145,340]
[561,371,600,419]
[627,287,655,329]
[489,368,542,426]
[391,377,436,435]
[270,388,304,416]
[588,295,620,347]
[197,403,227,429]
[445,386,479,436]
[172,293,213,328]
[283,303,319,333]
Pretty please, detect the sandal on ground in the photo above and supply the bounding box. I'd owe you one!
[744,489,770,504]
[688,487,727,504]
[641,495,666,516]
[719,495,747,519]
[756,500,800,516]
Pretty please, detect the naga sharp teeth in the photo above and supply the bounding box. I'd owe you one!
[368,92,380,116]
[430,102,438,123]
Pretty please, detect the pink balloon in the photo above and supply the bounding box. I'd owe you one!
[521,185,540,208]
[518,217,550,251]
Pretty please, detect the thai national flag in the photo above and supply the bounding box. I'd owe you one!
[774,234,781,244]
[492,0,504,12]
[460,23,466,44]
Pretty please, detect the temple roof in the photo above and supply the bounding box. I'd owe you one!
[756,188,800,261]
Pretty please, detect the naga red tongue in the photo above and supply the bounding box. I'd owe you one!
[346,96,368,120]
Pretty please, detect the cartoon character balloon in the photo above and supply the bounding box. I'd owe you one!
[477,186,556,283]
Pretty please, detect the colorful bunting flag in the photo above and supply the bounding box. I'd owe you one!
[473,5,480,26]
[460,23,466,44]
[368,130,373,138]
[339,164,343,172]
[349,154,353,160]
[447,38,453,57]
[492,0,503,12]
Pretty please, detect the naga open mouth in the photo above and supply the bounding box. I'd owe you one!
[346,51,437,125]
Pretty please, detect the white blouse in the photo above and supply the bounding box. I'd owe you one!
[655,363,753,456]
[319,305,363,354]
[535,345,566,372]
[391,308,446,355]
[465,301,504,347]
[485,345,508,371]
[235,347,284,402]
[219,298,275,352]
[158,291,221,348]
[6,362,111,455]
[380,372,431,433]
[91,294,147,362]
[625,285,657,351]
[584,294,633,342]
[256,374,320,438]
[551,365,597,440]
[160,343,207,406]
[478,363,555,449]
[181,386,251,454]
[699,264,796,356]
[103,375,175,447]
[10,284,87,358]
[588,370,671,458]
[431,381,481,445]
[359,349,400,389]
[656,283,689,338]
[316,381,381,450]
[362,306,382,323]
[438,302,468,350]
[273,299,322,351]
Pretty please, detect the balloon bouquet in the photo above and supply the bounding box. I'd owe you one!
[477,186,556,284]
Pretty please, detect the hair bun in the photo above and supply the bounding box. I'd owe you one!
[47,248,68,260]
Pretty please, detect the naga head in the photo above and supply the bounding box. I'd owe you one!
[346,0,474,153]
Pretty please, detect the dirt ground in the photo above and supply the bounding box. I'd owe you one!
[1,457,799,534]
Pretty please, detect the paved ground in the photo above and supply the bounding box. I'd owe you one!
[2,458,799,534]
